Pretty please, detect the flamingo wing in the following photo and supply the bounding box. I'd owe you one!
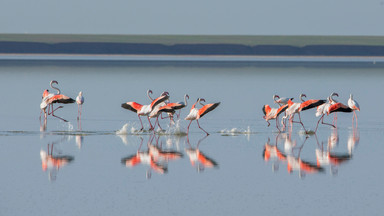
[275,104,288,117]
[300,99,326,111]
[150,94,169,109]
[121,102,143,113]
[198,102,220,119]
[48,94,75,104]
[262,105,271,115]
[328,103,353,114]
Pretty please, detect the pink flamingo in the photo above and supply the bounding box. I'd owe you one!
[185,98,220,135]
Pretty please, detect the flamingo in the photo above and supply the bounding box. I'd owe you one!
[40,80,75,122]
[314,92,339,132]
[185,98,220,135]
[273,95,293,107]
[121,90,169,131]
[284,98,308,133]
[76,91,84,120]
[148,92,172,131]
[262,104,288,132]
[348,94,360,128]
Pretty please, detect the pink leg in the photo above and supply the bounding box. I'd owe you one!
[138,115,144,131]
[147,116,154,131]
[275,118,281,132]
[186,120,193,134]
[196,120,209,135]
[49,105,67,122]
[292,113,307,133]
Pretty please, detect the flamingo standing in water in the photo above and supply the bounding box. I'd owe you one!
[148,92,172,131]
[314,93,339,132]
[348,94,360,128]
[121,90,169,131]
[284,98,309,133]
[185,98,220,135]
[262,104,288,132]
[76,91,84,120]
[40,80,75,122]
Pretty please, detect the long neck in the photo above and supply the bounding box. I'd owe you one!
[184,94,189,106]
[147,90,153,101]
[300,94,305,102]
[50,82,60,94]
[273,95,278,103]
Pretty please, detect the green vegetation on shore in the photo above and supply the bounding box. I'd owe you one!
[1,34,384,47]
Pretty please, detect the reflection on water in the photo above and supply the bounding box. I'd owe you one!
[40,137,74,181]
[120,134,219,179]
[121,135,183,179]
[263,128,359,178]
[185,135,219,172]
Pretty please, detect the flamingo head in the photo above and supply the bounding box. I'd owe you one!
[147,89,153,95]
[79,91,83,96]
[185,94,190,100]
[50,80,58,85]
[199,98,206,102]
[331,92,339,98]
[161,91,169,96]
[273,95,280,100]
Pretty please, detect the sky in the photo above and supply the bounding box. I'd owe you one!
[1,0,384,35]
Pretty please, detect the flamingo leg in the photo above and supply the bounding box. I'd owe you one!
[314,115,324,133]
[292,113,307,133]
[196,120,209,135]
[186,120,193,134]
[147,116,154,131]
[137,115,144,131]
[156,117,163,131]
[275,117,281,132]
[321,115,335,128]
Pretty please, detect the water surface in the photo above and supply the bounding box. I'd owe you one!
[0,59,383,216]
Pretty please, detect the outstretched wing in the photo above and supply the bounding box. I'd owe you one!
[198,102,220,119]
[150,94,169,109]
[121,102,143,113]
[300,99,326,111]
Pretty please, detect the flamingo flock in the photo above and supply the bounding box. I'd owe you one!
[121,90,220,135]
[40,80,361,135]
[263,92,360,133]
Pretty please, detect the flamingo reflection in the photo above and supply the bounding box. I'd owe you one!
[40,138,74,181]
[121,135,183,179]
[263,133,324,178]
[185,135,218,172]
[121,137,167,179]
[315,129,353,176]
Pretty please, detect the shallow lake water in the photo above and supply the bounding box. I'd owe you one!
[0,59,383,216]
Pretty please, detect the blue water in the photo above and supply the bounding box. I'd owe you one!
[0,59,383,216]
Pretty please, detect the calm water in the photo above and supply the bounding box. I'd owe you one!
[0,59,383,216]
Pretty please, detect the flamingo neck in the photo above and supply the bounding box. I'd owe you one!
[50,82,60,94]
[147,90,153,101]
[184,94,189,106]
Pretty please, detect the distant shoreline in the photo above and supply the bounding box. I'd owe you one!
[1,53,384,62]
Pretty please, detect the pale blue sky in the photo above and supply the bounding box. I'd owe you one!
[1,0,384,35]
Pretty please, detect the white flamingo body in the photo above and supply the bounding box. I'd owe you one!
[185,108,199,120]
[348,94,360,111]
